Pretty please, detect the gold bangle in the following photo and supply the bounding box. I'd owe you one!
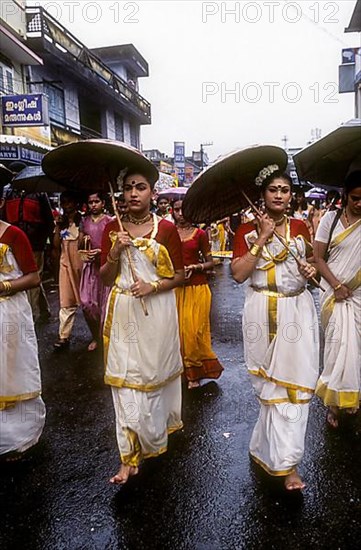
[107,252,119,264]
[2,281,12,294]
[249,244,262,257]
[333,283,342,292]
[150,281,161,294]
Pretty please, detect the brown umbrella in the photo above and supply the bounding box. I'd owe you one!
[12,166,65,193]
[42,139,159,316]
[182,145,288,224]
[183,144,323,290]
[293,119,361,186]
[0,164,14,186]
[42,139,158,191]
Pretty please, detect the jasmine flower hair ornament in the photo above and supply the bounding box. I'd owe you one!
[255,164,279,186]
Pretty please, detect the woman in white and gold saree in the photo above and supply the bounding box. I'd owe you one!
[314,171,361,428]
[232,170,319,491]
[0,192,45,459]
[100,171,184,485]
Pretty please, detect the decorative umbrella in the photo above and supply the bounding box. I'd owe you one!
[182,145,288,224]
[305,187,326,200]
[42,139,158,190]
[294,119,361,186]
[157,187,189,201]
[11,165,65,193]
[42,139,159,316]
[182,144,323,290]
[0,164,14,186]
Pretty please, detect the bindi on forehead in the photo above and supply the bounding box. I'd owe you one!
[268,185,290,191]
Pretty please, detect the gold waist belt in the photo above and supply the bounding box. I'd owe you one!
[251,286,305,298]
[114,287,133,297]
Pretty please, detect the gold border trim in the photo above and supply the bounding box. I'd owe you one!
[250,453,295,476]
[120,422,183,466]
[258,396,311,405]
[330,217,361,248]
[249,367,314,394]
[315,380,360,408]
[105,369,183,392]
[0,390,41,403]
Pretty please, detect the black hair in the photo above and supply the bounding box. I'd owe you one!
[157,196,169,205]
[344,170,361,195]
[124,170,156,190]
[59,191,82,229]
[326,189,340,210]
[342,170,361,207]
[86,190,106,202]
[261,170,293,192]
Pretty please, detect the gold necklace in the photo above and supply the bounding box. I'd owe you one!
[274,214,286,226]
[343,208,358,227]
[124,213,152,225]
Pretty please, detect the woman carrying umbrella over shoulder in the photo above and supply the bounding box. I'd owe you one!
[100,170,185,484]
[231,163,319,491]
[313,168,361,428]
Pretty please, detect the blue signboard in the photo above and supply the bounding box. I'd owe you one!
[174,141,185,184]
[0,145,43,164]
[1,94,49,127]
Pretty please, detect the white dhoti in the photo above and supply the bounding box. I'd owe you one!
[0,244,45,456]
[240,221,319,475]
[315,216,361,409]
[103,218,183,466]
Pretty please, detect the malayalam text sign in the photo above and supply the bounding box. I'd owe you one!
[1,94,49,127]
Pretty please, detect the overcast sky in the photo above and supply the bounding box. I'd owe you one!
[28,0,358,160]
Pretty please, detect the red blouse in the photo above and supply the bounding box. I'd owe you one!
[0,225,38,274]
[101,218,184,271]
[233,218,311,259]
[180,228,210,286]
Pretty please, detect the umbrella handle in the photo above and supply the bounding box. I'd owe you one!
[239,190,325,291]
[108,183,149,316]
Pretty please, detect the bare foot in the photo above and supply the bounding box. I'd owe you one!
[345,407,358,415]
[87,340,98,352]
[284,470,305,491]
[109,464,139,485]
[327,406,339,429]
[188,380,201,390]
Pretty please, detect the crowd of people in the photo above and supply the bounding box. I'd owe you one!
[0,154,360,494]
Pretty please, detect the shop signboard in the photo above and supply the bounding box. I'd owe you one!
[1,94,49,127]
[174,141,185,184]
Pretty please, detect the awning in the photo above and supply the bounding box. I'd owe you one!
[0,24,43,65]
[0,134,52,151]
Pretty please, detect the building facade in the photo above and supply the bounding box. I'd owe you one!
[0,2,151,166]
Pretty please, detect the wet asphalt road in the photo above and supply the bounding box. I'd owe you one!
[1,262,361,550]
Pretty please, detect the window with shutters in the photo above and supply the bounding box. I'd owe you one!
[43,82,65,125]
[114,113,124,141]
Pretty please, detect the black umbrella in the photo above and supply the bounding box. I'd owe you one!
[294,119,361,186]
[12,165,65,193]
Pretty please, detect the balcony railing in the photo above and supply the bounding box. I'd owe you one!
[25,7,151,122]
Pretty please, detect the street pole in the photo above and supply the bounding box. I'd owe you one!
[200,141,213,170]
